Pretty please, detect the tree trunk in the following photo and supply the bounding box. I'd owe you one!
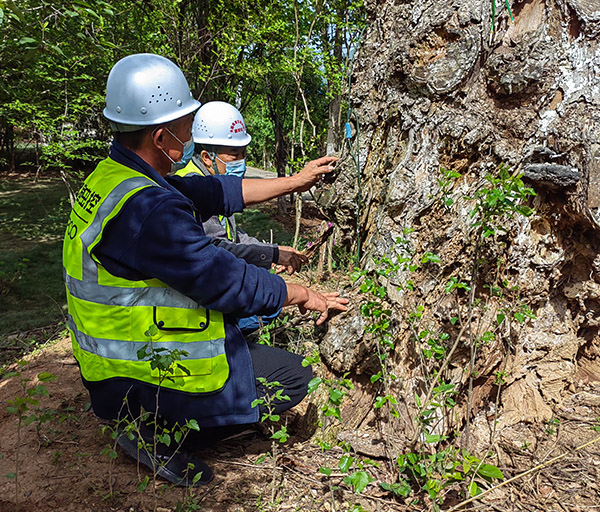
[267,84,289,214]
[318,0,600,455]
[325,21,344,155]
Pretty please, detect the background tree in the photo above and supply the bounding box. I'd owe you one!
[0,0,365,189]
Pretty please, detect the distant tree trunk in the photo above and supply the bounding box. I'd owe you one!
[267,81,289,213]
[324,21,344,155]
[0,123,16,172]
[188,0,218,97]
[318,0,600,455]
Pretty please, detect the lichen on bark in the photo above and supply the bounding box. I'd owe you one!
[316,0,600,456]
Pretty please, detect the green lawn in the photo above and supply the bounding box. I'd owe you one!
[0,177,72,336]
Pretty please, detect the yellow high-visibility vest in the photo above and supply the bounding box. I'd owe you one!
[63,157,229,393]
[176,160,237,241]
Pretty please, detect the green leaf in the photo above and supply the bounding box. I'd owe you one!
[192,471,204,484]
[146,324,159,337]
[468,480,480,496]
[6,472,16,479]
[99,40,119,49]
[271,426,288,443]
[23,414,37,426]
[37,372,57,382]
[421,252,441,264]
[136,346,149,360]
[339,454,354,473]
[424,433,446,444]
[380,480,411,497]
[176,363,191,376]
[370,372,382,383]
[319,466,332,476]
[343,470,374,494]
[137,475,149,492]
[477,464,504,480]
[187,419,200,431]
[329,388,344,405]
[18,37,38,47]
[0,9,4,26]
[5,0,24,22]
[307,377,322,394]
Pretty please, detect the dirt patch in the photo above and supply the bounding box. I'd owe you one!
[2,329,600,511]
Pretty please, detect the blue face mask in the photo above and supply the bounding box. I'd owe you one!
[224,158,247,178]
[163,128,194,173]
[212,154,247,178]
[182,139,195,165]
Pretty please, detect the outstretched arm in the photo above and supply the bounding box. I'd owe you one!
[242,156,338,206]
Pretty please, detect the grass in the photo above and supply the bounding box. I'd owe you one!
[0,176,73,366]
[235,208,294,246]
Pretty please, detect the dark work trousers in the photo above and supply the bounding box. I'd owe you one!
[248,341,313,415]
[194,341,313,447]
[84,341,312,448]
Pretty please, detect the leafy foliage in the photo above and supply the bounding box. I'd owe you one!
[1,0,366,177]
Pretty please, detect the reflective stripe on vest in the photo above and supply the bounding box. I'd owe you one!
[176,160,238,242]
[63,157,229,393]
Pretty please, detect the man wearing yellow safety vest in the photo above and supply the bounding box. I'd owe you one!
[63,53,348,487]
[176,101,306,335]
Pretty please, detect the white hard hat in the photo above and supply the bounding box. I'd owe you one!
[192,101,252,146]
[103,53,201,132]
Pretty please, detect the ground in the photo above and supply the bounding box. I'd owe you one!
[3,334,600,512]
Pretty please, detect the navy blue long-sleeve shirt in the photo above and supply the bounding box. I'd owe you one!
[94,141,286,317]
[83,140,286,427]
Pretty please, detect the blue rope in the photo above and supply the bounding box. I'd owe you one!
[344,25,366,265]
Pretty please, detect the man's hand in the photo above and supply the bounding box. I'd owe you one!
[291,156,338,193]
[242,155,338,206]
[275,246,308,275]
[284,283,349,325]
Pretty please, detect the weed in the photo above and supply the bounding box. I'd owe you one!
[393,447,504,509]
[100,325,201,511]
[544,417,560,436]
[346,164,536,507]
[251,377,291,506]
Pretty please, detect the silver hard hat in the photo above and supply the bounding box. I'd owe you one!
[192,101,252,146]
[103,53,201,132]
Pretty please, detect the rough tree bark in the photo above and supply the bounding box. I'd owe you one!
[316,0,600,457]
